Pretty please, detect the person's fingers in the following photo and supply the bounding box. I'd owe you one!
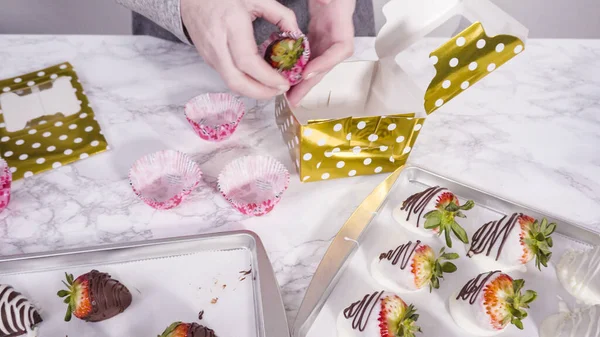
[285,72,325,107]
[227,18,290,91]
[303,41,353,79]
[252,0,300,32]
[285,41,354,105]
[209,40,282,100]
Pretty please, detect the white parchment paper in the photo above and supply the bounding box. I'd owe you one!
[0,249,256,337]
[307,177,595,337]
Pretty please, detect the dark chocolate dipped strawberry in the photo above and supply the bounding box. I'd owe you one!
[260,31,310,86]
[0,284,43,336]
[158,322,217,337]
[57,270,132,322]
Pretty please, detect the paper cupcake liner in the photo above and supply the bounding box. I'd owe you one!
[0,158,11,212]
[129,150,203,210]
[217,155,290,216]
[259,31,311,86]
[184,93,246,142]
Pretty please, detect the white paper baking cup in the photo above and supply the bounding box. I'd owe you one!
[184,93,246,142]
[129,150,203,210]
[217,155,290,216]
[0,158,11,213]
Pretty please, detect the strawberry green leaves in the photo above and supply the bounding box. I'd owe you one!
[396,304,422,337]
[523,217,556,270]
[424,197,474,248]
[266,37,305,71]
[57,272,76,322]
[429,247,459,292]
[159,322,184,337]
[64,303,72,322]
[505,279,537,330]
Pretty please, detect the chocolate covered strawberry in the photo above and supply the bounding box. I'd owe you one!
[392,186,474,248]
[467,213,556,272]
[158,322,217,337]
[371,240,458,293]
[0,284,43,336]
[57,270,132,322]
[449,271,537,336]
[260,31,310,86]
[337,291,421,337]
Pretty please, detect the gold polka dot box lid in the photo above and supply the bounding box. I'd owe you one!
[0,62,109,181]
[276,0,529,183]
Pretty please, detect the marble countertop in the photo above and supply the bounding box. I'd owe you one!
[0,35,599,324]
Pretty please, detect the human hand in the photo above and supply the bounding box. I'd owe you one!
[181,0,300,100]
[286,0,355,107]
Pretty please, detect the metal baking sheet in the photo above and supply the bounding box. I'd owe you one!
[294,165,600,337]
[0,230,289,337]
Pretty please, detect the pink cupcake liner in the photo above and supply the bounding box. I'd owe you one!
[184,93,246,142]
[129,150,203,210]
[259,31,311,86]
[0,158,11,213]
[217,155,290,217]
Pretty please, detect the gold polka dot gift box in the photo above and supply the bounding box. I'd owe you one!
[275,0,529,183]
[0,62,109,180]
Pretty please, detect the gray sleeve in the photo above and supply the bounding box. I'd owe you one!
[115,0,192,44]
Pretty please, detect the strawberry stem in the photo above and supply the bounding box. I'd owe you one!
[395,304,422,337]
[428,247,459,292]
[523,217,556,270]
[266,36,305,71]
[159,322,184,337]
[424,198,473,248]
[57,272,77,322]
[506,279,537,330]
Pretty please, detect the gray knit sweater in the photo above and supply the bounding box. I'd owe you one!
[116,0,375,44]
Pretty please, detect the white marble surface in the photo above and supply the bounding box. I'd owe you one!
[0,35,599,324]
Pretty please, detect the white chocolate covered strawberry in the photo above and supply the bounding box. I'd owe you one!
[540,304,600,337]
[449,271,537,336]
[392,186,474,248]
[337,291,421,337]
[371,240,458,293]
[467,213,556,272]
[556,245,600,305]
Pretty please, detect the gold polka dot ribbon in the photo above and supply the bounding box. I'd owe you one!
[0,62,109,180]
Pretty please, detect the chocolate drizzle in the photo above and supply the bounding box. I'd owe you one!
[467,213,522,260]
[0,284,42,337]
[379,240,422,270]
[188,322,217,337]
[400,186,447,227]
[342,291,383,331]
[456,271,501,304]
[86,270,132,322]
